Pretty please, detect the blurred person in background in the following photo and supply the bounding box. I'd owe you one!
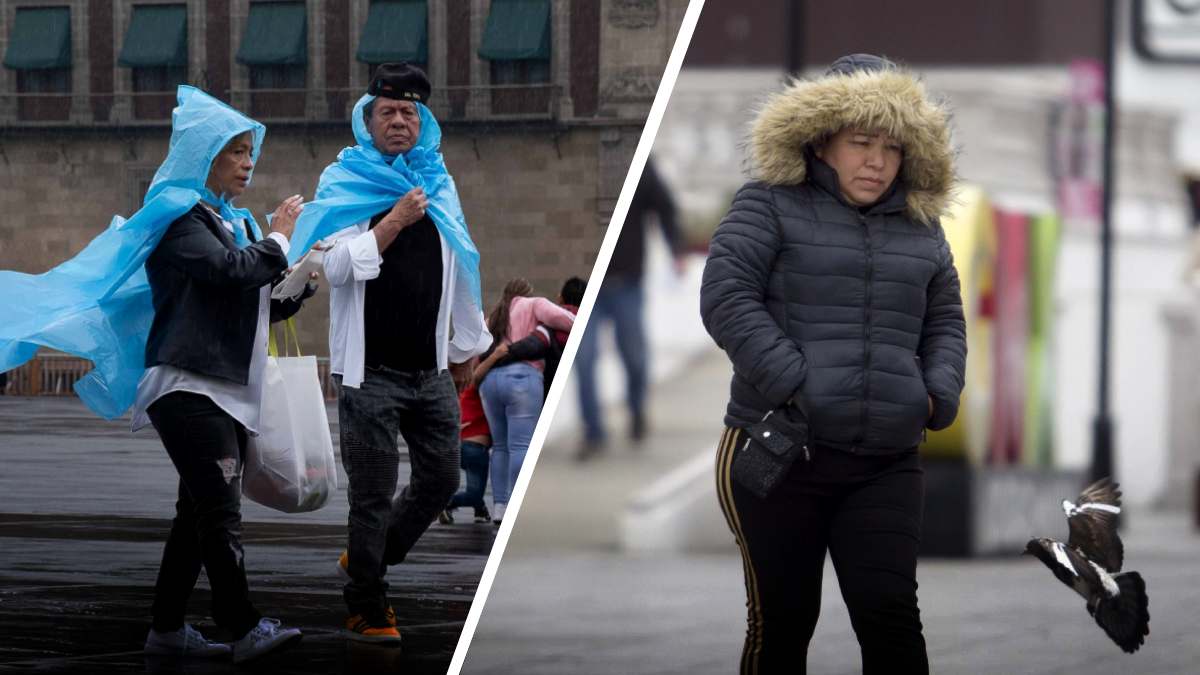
[481,278,576,523]
[439,337,527,526]
[700,54,966,674]
[576,158,686,460]
[503,275,586,400]
[438,375,495,526]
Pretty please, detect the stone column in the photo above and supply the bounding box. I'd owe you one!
[552,0,572,119]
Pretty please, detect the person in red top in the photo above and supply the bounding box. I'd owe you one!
[440,342,511,524]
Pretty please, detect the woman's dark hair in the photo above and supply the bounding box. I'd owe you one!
[560,276,586,306]
[487,278,533,342]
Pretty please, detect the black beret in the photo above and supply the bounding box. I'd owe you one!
[368,62,431,103]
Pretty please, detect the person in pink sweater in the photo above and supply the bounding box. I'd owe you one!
[478,278,575,520]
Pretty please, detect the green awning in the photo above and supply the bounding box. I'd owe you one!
[356,1,427,64]
[478,0,550,61]
[118,4,187,67]
[4,6,71,70]
[236,1,307,66]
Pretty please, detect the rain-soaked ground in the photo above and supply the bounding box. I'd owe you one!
[0,397,497,674]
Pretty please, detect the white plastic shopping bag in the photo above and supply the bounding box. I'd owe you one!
[243,322,337,513]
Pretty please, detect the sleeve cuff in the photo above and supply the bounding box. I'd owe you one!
[267,231,291,256]
[349,229,382,266]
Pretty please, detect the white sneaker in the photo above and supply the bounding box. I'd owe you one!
[231,617,302,664]
[492,502,507,524]
[144,624,231,658]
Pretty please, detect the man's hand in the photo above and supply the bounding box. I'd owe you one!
[450,359,476,392]
[927,395,934,421]
[374,188,428,252]
[383,187,428,231]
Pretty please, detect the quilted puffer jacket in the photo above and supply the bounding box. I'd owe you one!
[700,54,967,455]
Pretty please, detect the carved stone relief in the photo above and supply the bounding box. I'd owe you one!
[609,0,658,29]
[601,67,659,102]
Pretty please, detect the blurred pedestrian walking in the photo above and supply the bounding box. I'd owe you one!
[576,158,686,460]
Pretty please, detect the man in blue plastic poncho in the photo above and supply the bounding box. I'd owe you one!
[0,86,311,663]
[287,63,491,643]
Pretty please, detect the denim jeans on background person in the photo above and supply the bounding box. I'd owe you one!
[336,367,461,620]
[574,278,647,443]
[447,440,490,511]
[146,391,262,639]
[480,362,544,506]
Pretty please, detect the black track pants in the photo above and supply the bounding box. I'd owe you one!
[715,427,929,675]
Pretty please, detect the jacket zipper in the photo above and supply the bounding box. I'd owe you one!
[855,213,873,452]
[917,355,928,443]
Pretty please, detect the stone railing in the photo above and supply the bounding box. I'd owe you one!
[1,353,339,401]
[0,83,565,127]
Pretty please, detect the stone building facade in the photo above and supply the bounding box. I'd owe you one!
[0,0,686,353]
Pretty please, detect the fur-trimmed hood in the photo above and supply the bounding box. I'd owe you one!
[750,57,956,224]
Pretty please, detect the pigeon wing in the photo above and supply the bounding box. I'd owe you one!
[1066,478,1124,572]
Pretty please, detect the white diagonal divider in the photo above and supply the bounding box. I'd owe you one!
[446,2,711,673]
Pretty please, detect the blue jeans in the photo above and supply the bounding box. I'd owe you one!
[575,279,647,442]
[480,362,543,505]
[447,440,490,511]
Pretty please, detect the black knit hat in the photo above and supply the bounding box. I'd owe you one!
[368,62,431,103]
[825,53,898,77]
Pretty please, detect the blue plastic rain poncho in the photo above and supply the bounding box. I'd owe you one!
[0,86,266,419]
[287,94,481,305]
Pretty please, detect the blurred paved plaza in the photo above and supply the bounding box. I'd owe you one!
[0,397,495,674]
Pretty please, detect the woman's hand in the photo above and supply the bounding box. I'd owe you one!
[493,342,510,359]
[269,195,305,240]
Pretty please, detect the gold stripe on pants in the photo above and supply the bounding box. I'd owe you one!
[715,427,764,675]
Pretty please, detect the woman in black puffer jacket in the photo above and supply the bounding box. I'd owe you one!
[700,54,966,675]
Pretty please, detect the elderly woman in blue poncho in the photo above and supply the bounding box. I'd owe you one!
[127,89,321,663]
[0,87,314,662]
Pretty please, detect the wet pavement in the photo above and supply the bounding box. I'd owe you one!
[0,396,496,674]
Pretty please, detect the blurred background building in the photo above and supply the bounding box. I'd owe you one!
[0,0,687,359]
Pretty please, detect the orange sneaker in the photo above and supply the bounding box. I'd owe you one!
[343,614,401,644]
[336,551,349,581]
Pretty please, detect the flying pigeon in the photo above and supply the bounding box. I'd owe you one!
[1024,478,1149,653]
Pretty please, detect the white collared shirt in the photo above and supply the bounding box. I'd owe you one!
[323,222,491,388]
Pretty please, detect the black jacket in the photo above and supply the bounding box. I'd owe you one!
[701,56,965,455]
[701,157,967,454]
[144,204,310,384]
[608,159,684,282]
